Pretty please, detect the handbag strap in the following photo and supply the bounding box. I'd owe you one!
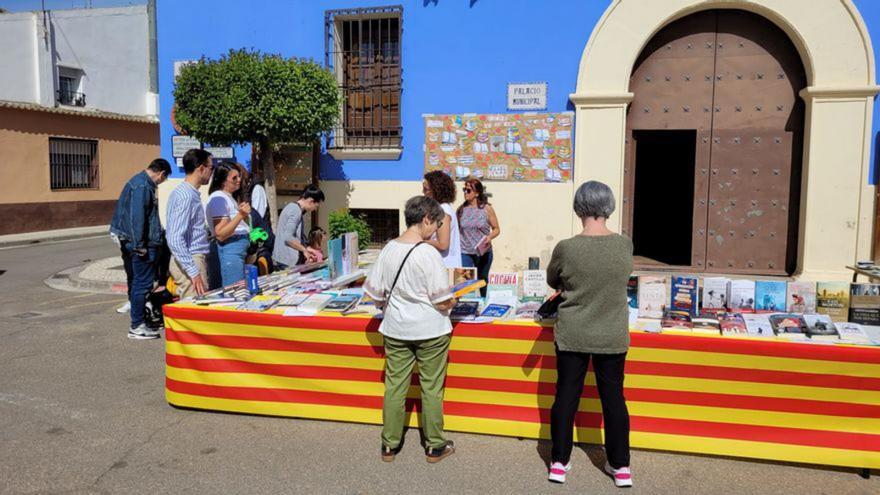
[387,241,425,301]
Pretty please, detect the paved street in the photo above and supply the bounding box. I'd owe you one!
[0,237,877,494]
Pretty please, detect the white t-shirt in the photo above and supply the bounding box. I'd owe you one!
[438,203,462,268]
[364,240,453,341]
[206,191,250,238]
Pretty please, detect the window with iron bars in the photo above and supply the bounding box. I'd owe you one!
[350,208,400,247]
[49,138,99,190]
[325,6,402,150]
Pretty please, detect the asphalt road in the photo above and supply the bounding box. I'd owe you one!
[0,237,877,494]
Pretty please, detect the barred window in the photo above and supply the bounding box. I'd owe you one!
[325,6,402,150]
[349,208,400,247]
[49,138,99,190]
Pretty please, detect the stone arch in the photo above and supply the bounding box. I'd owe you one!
[570,0,880,280]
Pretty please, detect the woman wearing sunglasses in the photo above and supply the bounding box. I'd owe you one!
[206,161,252,288]
[456,177,500,297]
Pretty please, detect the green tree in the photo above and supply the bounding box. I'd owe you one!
[173,49,340,223]
[328,210,372,251]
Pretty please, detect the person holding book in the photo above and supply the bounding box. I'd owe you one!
[422,170,462,268]
[457,177,500,296]
[545,181,634,488]
[273,185,324,269]
[206,162,252,288]
[363,196,458,464]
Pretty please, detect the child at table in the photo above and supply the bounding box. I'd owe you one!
[307,227,325,262]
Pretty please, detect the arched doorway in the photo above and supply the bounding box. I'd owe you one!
[622,9,806,276]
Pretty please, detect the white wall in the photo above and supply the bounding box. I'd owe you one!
[49,6,151,116]
[0,6,152,117]
[0,12,39,103]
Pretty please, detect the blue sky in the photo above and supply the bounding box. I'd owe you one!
[1,0,145,12]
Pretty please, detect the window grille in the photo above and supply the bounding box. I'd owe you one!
[49,138,99,190]
[350,208,400,246]
[325,6,402,150]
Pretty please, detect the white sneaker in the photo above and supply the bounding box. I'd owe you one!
[116,301,131,314]
[548,461,571,483]
[128,324,160,340]
[605,461,633,488]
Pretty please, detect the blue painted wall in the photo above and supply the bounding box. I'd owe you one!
[157,0,879,182]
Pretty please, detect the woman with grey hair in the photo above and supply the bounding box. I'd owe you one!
[545,181,634,488]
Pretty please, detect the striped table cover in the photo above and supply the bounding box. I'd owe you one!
[163,304,880,469]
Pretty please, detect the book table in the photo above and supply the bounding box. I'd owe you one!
[164,303,880,471]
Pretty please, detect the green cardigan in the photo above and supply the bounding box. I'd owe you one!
[546,234,634,354]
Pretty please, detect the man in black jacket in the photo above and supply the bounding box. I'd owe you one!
[109,158,171,340]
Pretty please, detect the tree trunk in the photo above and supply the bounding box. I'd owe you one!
[256,137,279,231]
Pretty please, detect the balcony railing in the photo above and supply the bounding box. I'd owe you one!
[57,89,86,107]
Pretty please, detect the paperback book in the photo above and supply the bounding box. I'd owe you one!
[768,313,808,340]
[638,276,666,319]
[803,314,840,341]
[626,276,639,311]
[692,312,721,335]
[729,280,756,312]
[631,318,662,333]
[480,304,512,319]
[450,301,480,320]
[816,281,850,322]
[297,293,334,315]
[670,276,699,316]
[849,283,880,325]
[236,295,281,312]
[835,322,873,345]
[486,272,519,306]
[786,281,817,313]
[701,277,730,312]
[661,309,693,330]
[522,270,548,302]
[742,313,775,337]
[719,313,748,335]
[451,279,487,299]
[323,294,361,313]
[448,267,480,300]
[755,280,787,312]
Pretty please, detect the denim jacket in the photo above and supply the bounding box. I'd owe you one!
[110,171,163,249]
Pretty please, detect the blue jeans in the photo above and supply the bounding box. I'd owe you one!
[121,241,157,329]
[461,251,493,298]
[214,234,250,287]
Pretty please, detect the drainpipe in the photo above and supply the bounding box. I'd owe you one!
[147,0,159,116]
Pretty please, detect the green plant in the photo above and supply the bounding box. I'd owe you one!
[173,48,341,220]
[328,210,372,251]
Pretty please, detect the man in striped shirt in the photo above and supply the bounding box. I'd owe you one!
[167,149,213,298]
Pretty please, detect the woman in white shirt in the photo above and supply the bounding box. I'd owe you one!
[206,162,251,287]
[422,171,462,268]
[364,196,458,464]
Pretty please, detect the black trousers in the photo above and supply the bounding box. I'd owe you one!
[550,348,630,468]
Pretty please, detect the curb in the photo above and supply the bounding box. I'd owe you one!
[0,226,110,249]
[45,262,128,295]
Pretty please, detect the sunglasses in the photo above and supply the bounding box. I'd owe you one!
[463,188,473,193]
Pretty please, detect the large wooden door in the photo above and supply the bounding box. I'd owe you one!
[624,10,806,276]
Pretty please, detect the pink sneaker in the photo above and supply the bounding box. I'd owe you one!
[548,461,571,483]
[605,461,633,488]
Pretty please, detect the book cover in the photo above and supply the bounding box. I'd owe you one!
[661,309,693,330]
[631,318,662,333]
[768,313,808,339]
[816,281,850,322]
[480,304,512,319]
[328,238,344,281]
[849,283,880,325]
[323,294,360,313]
[278,293,310,307]
[450,300,480,320]
[755,281,787,312]
[236,295,281,312]
[451,279,487,298]
[487,272,518,299]
[719,313,748,335]
[786,281,817,313]
[742,313,775,337]
[835,322,873,345]
[626,276,639,310]
[638,276,666,319]
[343,232,359,275]
[670,276,699,316]
[515,300,542,320]
[803,314,839,341]
[298,293,334,315]
[729,280,756,312]
[701,277,730,312]
[522,270,548,302]
[692,312,721,335]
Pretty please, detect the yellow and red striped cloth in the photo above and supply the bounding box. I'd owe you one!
[164,303,880,469]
